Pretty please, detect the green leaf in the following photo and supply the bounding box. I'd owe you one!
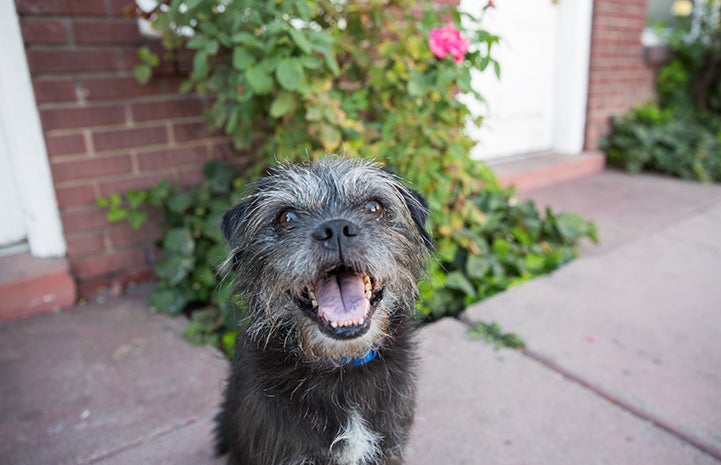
[232,47,255,70]
[276,59,305,91]
[232,32,262,48]
[167,191,194,214]
[318,123,341,151]
[269,90,296,118]
[163,228,195,255]
[134,64,152,85]
[288,27,312,54]
[155,256,194,286]
[221,330,237,356]
[466,254,491,279]
[127,210,148,230]
[193,51,208,79]
[148,283,192,315]
[245,65,274,95]
[444,271,476,298]
[554,212,599,244]
[107,207,128,222]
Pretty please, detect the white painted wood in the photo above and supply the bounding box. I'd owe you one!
[0,122,26,246]
[553,0,594,154]
[460,0,594,159]
[0,1,67,257]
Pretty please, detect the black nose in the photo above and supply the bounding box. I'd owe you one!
[312,219,359,250]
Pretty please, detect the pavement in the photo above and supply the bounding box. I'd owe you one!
[1,170,721,465]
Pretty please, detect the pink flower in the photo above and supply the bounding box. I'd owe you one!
[429,23,470,64]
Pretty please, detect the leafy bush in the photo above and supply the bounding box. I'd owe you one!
[102,0,597,349]
[602,0,721,182]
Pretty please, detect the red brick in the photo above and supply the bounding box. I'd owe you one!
[45,133,86,156]
[40,105,126,130]
[60,207,109,233]
[108,221,161,248]
[51,154,132,183]
[210,142,249,163]
[173,120,214,142]
[20,19,68,44]
[131,98,204,122]
[93,125,168,152]
[119,46,193,74]
[72,247,148,280]
[76,267,155,297]
[73,20,141,44]
[80,76,163,100]
[65,231,105,256]
[98,173,167,197]
[33,79,76,103]
[137,145,208,170]
[26,49,118,74]
[178,167,205,186]
[118,47,140,71]
[15,0,108,15]
[55,184,96,207]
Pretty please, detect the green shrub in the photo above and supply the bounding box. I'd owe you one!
[602,0,721,182]
[101,0,598,350]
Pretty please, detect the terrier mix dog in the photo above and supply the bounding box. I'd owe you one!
[215,157,433,465]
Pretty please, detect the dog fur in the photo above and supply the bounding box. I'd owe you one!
[215,157,433,465]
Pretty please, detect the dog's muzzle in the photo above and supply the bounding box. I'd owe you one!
[291,219,385,339]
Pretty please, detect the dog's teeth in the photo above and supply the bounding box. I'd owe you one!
[308,289,316,300]
[311,299,318,308]
[331,321,338,328]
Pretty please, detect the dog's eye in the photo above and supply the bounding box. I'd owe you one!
[278,209,298,229]
[363,200,383,217]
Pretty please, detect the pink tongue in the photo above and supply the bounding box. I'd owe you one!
[314,273,369,324]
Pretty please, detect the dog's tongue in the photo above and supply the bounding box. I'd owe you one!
[315,272,369,324]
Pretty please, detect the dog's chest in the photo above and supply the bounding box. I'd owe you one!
[330,410,382,465]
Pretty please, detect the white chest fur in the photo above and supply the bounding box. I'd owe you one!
[330,410,383,465]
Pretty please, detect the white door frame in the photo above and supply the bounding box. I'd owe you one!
[553,0,594,154]
[0,1,66,257]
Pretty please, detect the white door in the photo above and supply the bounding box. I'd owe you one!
[460,0,593,160]
[0,120,26,247]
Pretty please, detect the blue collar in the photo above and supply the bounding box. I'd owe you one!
[336,347,378,366]
[291,342,381,367]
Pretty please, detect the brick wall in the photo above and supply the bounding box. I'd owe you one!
[584,0,656,150]
[15,0,246,296]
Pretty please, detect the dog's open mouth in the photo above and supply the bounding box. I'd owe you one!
[292,267,383,339]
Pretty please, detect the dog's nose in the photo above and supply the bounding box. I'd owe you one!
[312,219,359,250]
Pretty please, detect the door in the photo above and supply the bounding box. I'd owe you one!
[461,0,559,160]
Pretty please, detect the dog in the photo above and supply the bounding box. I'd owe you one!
[215,157,433,465]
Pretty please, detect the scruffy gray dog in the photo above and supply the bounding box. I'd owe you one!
[215,157,433,465]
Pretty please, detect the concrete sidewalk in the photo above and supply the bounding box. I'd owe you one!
[1,170,721,465]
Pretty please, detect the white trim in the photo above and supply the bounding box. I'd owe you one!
[0,2,66,257]
[552,0,594,154]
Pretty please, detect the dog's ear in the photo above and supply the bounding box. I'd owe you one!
[222,200,252,271]
[222,201,249,245]
[400,187,434,251]
[380,166,434,251]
